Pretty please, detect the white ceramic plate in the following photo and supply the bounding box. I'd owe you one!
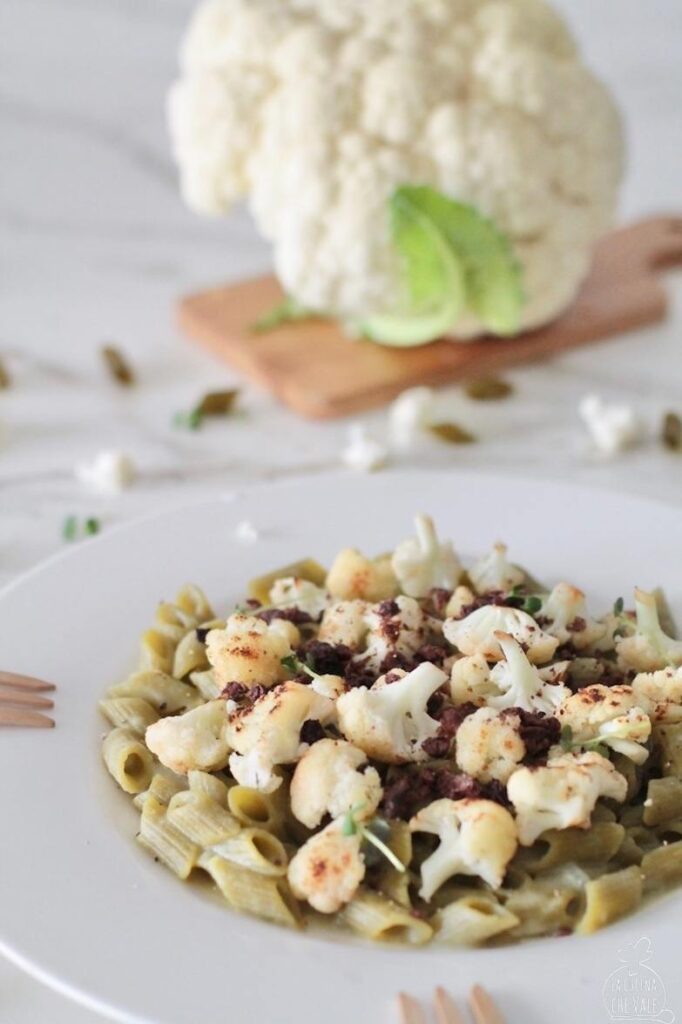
[1,471,681,1024]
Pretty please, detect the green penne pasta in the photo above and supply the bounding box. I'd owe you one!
[167,791,240,847]
[212,827,288,876]
[642,840,682,892]
[172,631,209,680]
[202,855,302,928]
[138,796,201,879]
[578,867,642,934]
[643,777,682,826]
[188,770,230,807]
[138,628,177,674]
[133,772,186,811]
[437,895,520,946]
[175,584,215,622]
[98,696,159,735]
[107,670,201,714]
[102,727,154,794]
[654,724,682,778]
[341,889,433,945]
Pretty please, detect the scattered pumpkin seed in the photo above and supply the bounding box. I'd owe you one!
[0,357,11,389]
[662,412,682,451]
[464,377,513,401]
[428,422,476,445]
[195,390,239,417]
[101,345,134,386]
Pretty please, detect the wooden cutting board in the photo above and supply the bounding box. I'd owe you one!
[179,215,682,420]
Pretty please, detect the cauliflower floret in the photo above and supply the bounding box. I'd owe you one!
[538,583,607,650]
[269,577,329,620]
[579,394,642,456]
[450,653,498,706]
[318,599,368,649]
[206,614,292,689]
[410,799,518,898]
[287,819,365,914]
[557,685,651,763]
[225,681,335,793]
[455,707,526,783]
[357,595,436,673]
[487,632,570,715]
[632,667,682,724]
[469,543,524,596]
[391,515,461,598]
[336,662,447,763]
[310,673,347,700]
[444,604,558,664]
[617,588,682,673]
[445,585,476,619]
[290,739,382,829]
[388,386,434,449]
[145,700,229,775]
[326,549,397,602]
[170,0,623,337]
[507,751,627,846]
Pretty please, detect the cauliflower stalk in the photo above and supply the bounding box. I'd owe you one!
[391,514,461,598]
[225,681,335,792]
[507,751,627,846]
[336,661,447,763]
[410,798,518,898]
[170,0,623,343]
[617,588,682,673]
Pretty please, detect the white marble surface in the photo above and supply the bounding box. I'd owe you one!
[0,0,681,1020]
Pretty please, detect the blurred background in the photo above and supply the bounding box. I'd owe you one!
[0,0,680,1019]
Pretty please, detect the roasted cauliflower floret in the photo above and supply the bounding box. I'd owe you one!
[358,595,436,673]
[391,514,461,598]
[145,700,230,775]
[269,577,329,620]
[287,819,365,914]
[290,739,382,829]
[487,632,570,715]
[410,798,518,898]
[632,667,682,723]
[450,653,498,706]
[336,662,447,763]
[318,599,368,649]
[444,604,558,664]
[445,585,476,619]
[455,707,526,784]
[538,582,607,650]
[507,751,628,846]
[469,542,524,596]
[617,588,682,673]
[326,549,397,602]
[206,614,292,689]
[557,685,651,763]
[225,681,335,793]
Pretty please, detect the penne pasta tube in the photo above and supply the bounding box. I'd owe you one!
[211,827,288,876]
[107,670,201,714]
[201,854,302,928]
[102,727,154,794]
[138,795,200,879]
[438,895,519,946]
[188,770,230,807]
[99,696,159,735]
[341,889,433,945]
[578,867,642,935]
[643,777,682,827]
[167,791,240,847]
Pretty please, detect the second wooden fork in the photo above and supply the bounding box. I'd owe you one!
[0,671,55,728]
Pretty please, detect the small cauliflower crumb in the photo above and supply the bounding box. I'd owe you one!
[579,394,642,456]
[75,450,136,495]
[341,424,388,473]
[234,519,259,544]
[388,387,434,449]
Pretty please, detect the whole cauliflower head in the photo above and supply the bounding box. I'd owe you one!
[206,613,292,689]
[170,0,623,336]
[288,819,365,914]
[507,750,627,845]
[410,798,518,898]
[290,738,382,829]
[336,661,447,763]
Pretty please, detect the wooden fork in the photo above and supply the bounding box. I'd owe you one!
[0,671,55,728]
[398,984,505,1024]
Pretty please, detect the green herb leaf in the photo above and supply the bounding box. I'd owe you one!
[427,422,476,445]
[359,820,406,874]
[101,345,134,386]
[62,515,78,542]
[251,296,314,334]
[362,189,466,347]
[84,517,100,536]
[560,724,574,751]
[522,595,543,616]
[342,811,358,837]
[464,377,513,401]
[613,597,625,616]
[195,390,240,418]
[173,408,203,431]
[280,654,318,679]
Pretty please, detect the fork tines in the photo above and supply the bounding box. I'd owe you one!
[398,985,503,1024]
[0,671,56,728]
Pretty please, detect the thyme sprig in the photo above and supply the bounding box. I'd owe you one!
[560,724,609,759]
[341,804,405,873]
